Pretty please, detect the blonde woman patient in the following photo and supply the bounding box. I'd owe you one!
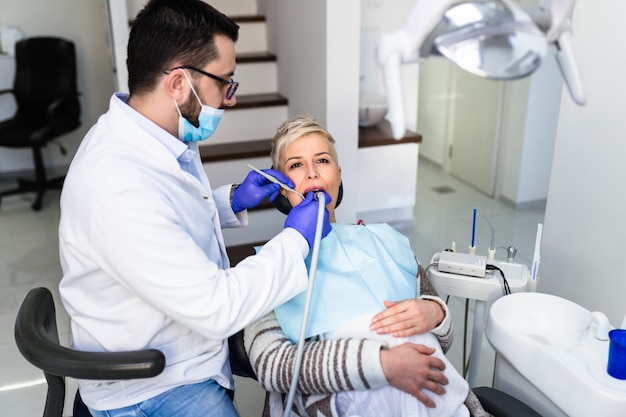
[244,115,486,417]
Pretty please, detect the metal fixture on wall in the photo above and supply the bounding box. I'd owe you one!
[377,0,585,139]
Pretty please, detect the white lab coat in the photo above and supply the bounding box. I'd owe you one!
[58,94,309,411]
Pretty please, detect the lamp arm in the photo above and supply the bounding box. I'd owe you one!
[380,49,406,140]
[538,0,577,43]
[375,0,455,139]
[375,0,585,139]
[552,28,586,105]
[530,0,586,104]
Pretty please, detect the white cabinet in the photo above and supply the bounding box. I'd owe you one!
[356,122,421,223]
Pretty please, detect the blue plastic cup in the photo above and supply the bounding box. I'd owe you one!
[608,329,626,379]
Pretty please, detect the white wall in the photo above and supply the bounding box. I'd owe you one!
[515,55,561,204]
[263,0,360,224]
[360,0,419,133]
[326,1,360,223]
[541,0,626,325]
[0,0,116,172]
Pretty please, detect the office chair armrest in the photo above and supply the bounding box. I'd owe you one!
[47,95,80,121]
[27,96,81,143]
[15,288,166,380]
[51,348,166,380]
[472,386,542,417]
[16,331,167,380]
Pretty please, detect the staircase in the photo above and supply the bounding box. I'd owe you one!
[200,0,288,249]
[119,0,289,251]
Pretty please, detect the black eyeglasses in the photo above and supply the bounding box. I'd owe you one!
[164,65,239,99]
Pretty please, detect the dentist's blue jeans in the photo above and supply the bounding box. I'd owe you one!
[87,379,238,417]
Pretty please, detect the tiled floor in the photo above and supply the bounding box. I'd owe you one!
[0,157,544,416]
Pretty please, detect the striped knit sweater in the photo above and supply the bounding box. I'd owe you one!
[243,266,487,417]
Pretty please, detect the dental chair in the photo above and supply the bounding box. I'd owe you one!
[228,322,541,417]
[224,256,543,417]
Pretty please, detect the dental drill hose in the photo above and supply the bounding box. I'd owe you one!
[283,192,326,417]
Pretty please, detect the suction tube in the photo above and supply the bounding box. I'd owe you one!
[282,192,326,417]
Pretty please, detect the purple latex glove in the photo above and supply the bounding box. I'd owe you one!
[231,168,294,213]
[284,191,332,248]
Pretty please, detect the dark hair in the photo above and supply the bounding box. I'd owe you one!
[127,0,239,95]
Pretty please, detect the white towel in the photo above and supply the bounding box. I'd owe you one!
[325,314,470,417]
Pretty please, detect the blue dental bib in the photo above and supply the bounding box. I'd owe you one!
[274,223,418,342]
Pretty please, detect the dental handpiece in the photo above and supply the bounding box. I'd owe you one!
[246,164,305,200]
[283,190,326,417]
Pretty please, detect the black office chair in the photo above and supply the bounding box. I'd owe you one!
[0,36,81,211]
[14,287,165,417]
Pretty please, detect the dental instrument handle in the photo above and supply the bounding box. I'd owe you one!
[531,223,543,281]
[283,192,326,417]
[471,208,477,248]
[528,273,538,292]
[246,163,305,200]
[483,215,496,260]
[506,246,518,263]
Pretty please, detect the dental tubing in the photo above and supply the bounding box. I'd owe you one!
[283,191,326,417]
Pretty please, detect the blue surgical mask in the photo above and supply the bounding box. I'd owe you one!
[174,70,225,142]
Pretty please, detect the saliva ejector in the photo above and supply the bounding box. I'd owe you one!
[282,190,326,417]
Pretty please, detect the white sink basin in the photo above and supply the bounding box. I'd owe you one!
[358,93,387,127]
[486,292,626,417]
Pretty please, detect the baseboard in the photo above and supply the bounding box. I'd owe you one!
[497,195,547,211]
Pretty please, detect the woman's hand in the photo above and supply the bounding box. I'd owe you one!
[380,342,448,407]
[370,298,445,337]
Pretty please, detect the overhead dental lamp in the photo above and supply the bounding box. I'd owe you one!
[376,0,585,139]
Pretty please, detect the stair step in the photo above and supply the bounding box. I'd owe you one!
[207,92,287,145]
[233,93,288,109]
[235,52,278,96]
[236,62,278,95]
[200,139,272,163]
[208,0,257,16]
[237,51,277,64]
[230,15,266,24]
[358,121,423,147]
[221,206,285,247]
[235,20,268,54]
[206,120,421,165]
[126,1,261,19]
[211,108,287,145]
[226,240,267,266]
[203,152,272,191]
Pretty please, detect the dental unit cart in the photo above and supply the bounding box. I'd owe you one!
[427,253,529,387]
